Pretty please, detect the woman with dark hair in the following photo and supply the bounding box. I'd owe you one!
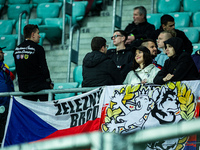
[154,37,199,85]
[123,46,160,84]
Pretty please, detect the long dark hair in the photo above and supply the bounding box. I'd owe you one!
[132,50,153,71]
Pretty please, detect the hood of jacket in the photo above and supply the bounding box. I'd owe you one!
[83,51,108,67]
[164,37,184,57]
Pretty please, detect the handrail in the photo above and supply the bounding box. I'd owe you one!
[18,10,29,45]
[0,87,96,101]
[62,0,66,48]
[111,0,123,46]
[67,24,80,82]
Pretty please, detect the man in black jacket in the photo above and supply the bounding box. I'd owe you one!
[82,37,123,87]
[152,14,193,55]
[124,6,155,48]
[13,24,53,101]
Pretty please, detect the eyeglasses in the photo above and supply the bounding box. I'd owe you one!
[111,35,123,40]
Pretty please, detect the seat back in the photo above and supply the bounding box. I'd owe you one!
[147,13,163,29]
[192,12,200,27]
[178,27,199,43]
[4,51,16,73]
[0,20,15,35]
[183,0,200,13]
[54,82,79,99]
[0,0,6,5]
[73,65,83,86]
[8,0,30,4]
[0,35,17,51]
[36,3,62,22]
[168,12,191,28]
[7,4,33,20]
[157,0,181,13]
[192,43,200,55]
[32,0,54,5]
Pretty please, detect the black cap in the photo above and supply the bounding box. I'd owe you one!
[135,46,150,54]
[0,47,6,51]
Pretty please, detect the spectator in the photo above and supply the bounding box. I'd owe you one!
[82,37,123,87]
[124,6,155,48]
[0,47,14,144]
[107,30,134,80]
[123,46,160,85]
[154,37,199,85]
[191,50,200,78]
[141,39,162,69]
[155,31,174,67]
[13,24,53,101]
[152,14,193,54]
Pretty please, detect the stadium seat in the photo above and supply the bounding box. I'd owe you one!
[54,82,79,99]
[32,0,54,6]
[147,13,163,29]
[38,18,66,44]
[168,12,191,28]
[0,0,5,4]
[15,18,42,34]
[0,4,3,11]
[157,0,181,13]
[39,33,46,46]
[8,0,30,4]
[7,4,33,21]
[183,0,200,13]
[0,20,15,35]
[66,1,88,25]
[73,65,83,87]
[90,0,103,11]
[178,27,200,43]
[192,12,200,27]
[192,43,200,55]
[3,51,16,73]
[0,35,17,51]
[36,3,62,23]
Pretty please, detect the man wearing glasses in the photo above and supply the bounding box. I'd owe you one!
[82,36,123,87]
[107,30,134,81]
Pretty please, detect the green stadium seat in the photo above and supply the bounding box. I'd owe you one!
[168,12,191,28]
[38,18,66,44]
[38,33,46,46]
[66,1,88,25]
[73,65,83,87]
[0,0,5,4]
[8,0,30,4]
[36,3,62,22]
[15,18,42,34]
[192,43,200,55]
[157,0,181,13]
[147,13,163,29]
[178,27,199,43]
[0,20,15,35]
[0,4,3,11]
[3,51,16,73]
[7,4,33,21]
[54,82,79,99]
[183,0,200,13]
[192,12,200,27]
[0,35,17,51]
[32,0,54,6]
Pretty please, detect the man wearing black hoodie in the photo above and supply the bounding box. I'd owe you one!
[82,37,123,87]
[154,37,199,85]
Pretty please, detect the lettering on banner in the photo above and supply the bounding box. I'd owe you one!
[54,88,103,127]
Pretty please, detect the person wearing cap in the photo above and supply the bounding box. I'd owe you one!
[154,37,199,85]
[0,47,14,144]
[123,46,160,85]
[107,29,134,81]
[13,24,53,101]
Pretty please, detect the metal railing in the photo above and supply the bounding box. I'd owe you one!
[17,11,29,45]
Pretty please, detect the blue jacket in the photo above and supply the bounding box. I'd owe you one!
[155,49,169,67]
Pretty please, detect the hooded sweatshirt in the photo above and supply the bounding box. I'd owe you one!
[82,51,123,87]
[154,37,199,84]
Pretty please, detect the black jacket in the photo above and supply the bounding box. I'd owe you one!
[107,48,134,80]
[124,21,155,47]
[152,27,193,54]
[13,40,52,92]
[82,51,123,87]
[154,37,199,85]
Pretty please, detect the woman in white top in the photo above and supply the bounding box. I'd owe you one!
[123,46,160,85]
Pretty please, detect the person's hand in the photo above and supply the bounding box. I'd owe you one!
[141,79,147,84]
[125,35,135,44]
[163,73,174,82]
